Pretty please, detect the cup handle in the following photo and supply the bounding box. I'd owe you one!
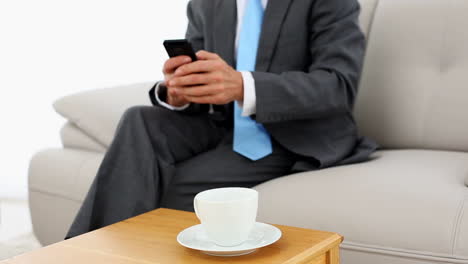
[193,197,200,220]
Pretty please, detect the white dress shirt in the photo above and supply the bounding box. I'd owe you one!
[156,0,268,116]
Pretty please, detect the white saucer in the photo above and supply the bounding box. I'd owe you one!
[177,222,282,257]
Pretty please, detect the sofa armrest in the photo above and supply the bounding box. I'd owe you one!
[53,82,154,147]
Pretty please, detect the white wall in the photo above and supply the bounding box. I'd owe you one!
[0,0,190,198]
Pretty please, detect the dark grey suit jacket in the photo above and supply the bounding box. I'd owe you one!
[150,0,377,169]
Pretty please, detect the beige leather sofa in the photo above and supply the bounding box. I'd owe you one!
[28,0,468,263]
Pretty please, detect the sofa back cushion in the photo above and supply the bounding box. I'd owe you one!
[354,0,468,151]
[54,82,153,147]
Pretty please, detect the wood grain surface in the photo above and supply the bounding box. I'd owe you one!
[2,208,342,264]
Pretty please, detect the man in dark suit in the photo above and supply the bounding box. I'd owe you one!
[66,0,377,238]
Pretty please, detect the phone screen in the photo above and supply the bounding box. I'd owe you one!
[163,39,197,62]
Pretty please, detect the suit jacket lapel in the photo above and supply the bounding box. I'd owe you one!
[256,0,294,72]
[213,0,237,67]
[213,0,294,71]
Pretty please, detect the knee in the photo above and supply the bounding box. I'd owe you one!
[120,105,160,124]
[118,105,175,132]
[122,106,149,120]
[116,106,151,131]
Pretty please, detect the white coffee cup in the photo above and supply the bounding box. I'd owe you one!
[193,187,258,247]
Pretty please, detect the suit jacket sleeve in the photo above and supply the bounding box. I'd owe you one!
[252,0,365,124]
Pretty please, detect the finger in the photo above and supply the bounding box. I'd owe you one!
[196,50,220,61]
[163,56,192,74]
[175,84,220,97]
[184,94,220,104]
[167,87,179,97]
[167,92,186,104]
[184,93,229,105]
[169,73,219,87]
[174,60,222,76]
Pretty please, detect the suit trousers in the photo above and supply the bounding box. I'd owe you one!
[66,105,298,238]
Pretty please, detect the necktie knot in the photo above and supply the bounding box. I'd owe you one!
[236,0,264,72]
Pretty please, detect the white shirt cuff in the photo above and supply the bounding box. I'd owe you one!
[238,71,256,116]
[154,81,190,111]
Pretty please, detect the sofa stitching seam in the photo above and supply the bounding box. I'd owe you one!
[29,188,84,203]
[451,195,466,255]
[364,0,380,38]
[421,1,451,148]
[341,241,468,262]
[72,154,94,197]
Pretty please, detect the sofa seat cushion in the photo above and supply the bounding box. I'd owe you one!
[254,150,468,260]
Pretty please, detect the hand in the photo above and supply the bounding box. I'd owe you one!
[167,51,244,105]
[162,56,192,107]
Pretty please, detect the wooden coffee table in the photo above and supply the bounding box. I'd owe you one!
[2,208,343,263]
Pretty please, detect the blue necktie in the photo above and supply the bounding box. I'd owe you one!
[234,0,272,161]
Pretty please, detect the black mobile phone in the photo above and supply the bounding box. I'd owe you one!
[163,39,197,62]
